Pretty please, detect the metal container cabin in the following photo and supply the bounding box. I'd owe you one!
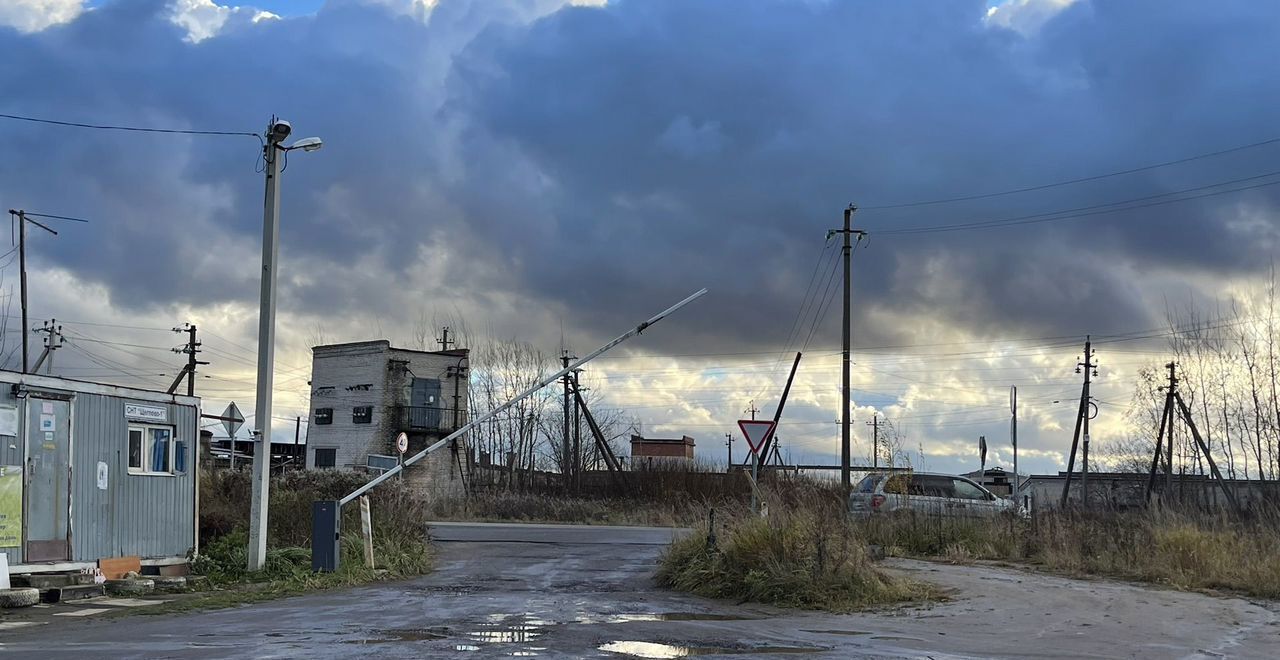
[0,371,199,571]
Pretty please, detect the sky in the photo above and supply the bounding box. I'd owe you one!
[1,0,1278,476]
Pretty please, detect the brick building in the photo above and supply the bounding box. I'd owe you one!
[304,340,469,498]
[630,434,695,469]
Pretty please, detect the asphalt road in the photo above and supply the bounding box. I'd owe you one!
[2,521,1278,658]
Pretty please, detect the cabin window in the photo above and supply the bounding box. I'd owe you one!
[128,425,176,475]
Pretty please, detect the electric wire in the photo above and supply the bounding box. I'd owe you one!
[878,175,1280,235]
[0,112,261,139]
[862,136,1280,210]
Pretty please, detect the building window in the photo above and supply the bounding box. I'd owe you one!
[314,448,337,469]
[352,406,373,424]
[128,425,176,475]
[315,408,333,425]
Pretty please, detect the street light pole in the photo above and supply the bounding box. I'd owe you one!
[247,119,323,572]
[247,121,285,572]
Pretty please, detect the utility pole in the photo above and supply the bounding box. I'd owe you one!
[829,205,866,489]
[1060,336,1096,508]
[1010,385,1019,504]
[561,350,572,488]
[745,401,759,421]
[573,369,583,489]
[168,324,208,396]
[438,326,454,351]
[9,210,70,373]
[1081,339,1096,505]
[725,432,734,469]
[31,319,63,374]
[866,414,880,469]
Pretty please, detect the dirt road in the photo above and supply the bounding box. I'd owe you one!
[2,521,1276,658]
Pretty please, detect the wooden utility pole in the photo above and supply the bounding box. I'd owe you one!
[867,414,880,468]
[1143,362,1237,510]
[725,432,734,468]
[756,351,802,471]
[438,326,454,351]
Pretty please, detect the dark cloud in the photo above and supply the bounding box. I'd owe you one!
[0,0,1277,358]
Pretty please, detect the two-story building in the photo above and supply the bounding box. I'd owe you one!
[304,340,469,497]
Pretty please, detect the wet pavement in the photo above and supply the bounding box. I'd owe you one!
[2,521,1278,658]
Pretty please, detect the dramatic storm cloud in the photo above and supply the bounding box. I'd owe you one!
[0,0,1277,472]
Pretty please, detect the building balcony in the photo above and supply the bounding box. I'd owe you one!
[393,405,465,434]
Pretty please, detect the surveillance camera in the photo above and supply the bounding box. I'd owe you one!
[268,120,292,143]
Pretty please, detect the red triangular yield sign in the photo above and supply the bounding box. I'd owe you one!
[738,419,776,456]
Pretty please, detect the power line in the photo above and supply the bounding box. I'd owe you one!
[877,174,1280,236]
[862,135,1280,210]
[0,112,260,139]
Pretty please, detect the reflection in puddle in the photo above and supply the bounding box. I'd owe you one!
[343,628,448,644]
[599,641,826,658]
[455,644,481,652]
[467,623,543,644]
[594,613,759,623]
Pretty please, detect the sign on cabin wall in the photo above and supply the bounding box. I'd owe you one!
[0,465,22,548]
[124,403,167,423]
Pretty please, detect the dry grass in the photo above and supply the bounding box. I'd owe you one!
[657,484,935,611]
[858,507,1280,598]
[424,490,722,527]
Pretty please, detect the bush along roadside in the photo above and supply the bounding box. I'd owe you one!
[170,469,433,612]
[657,504,936,612]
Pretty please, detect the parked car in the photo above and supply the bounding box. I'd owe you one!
[848,471,1018,518]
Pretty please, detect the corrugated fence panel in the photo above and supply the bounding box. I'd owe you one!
[71,395,196,561]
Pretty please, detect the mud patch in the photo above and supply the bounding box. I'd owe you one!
[599,641,827,658]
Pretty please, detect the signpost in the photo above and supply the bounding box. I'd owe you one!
[395,432,408,477]
[222,402,245,470]
[738,420,775,516]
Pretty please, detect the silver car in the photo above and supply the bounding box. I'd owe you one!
[848,471,1017,517]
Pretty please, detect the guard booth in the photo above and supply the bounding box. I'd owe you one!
[0,371,199,572]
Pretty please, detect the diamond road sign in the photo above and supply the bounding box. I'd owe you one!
[221,401,244,439]
[738,419,776,456]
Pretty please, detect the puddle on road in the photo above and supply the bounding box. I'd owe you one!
[342,628,449,644]
[599,641,827,658]
[802,629,872,636]
[467,622,544,644]
[595,613,760,623]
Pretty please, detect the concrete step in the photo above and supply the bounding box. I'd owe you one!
[12,574,74,589]
[40,583,106,604]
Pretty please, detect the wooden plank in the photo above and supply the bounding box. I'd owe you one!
[98,555,141,580]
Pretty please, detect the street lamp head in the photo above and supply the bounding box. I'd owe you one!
[288,136,324,152]
[267,119,292,144]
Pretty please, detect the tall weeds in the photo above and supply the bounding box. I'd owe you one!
[657,482,933,611]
